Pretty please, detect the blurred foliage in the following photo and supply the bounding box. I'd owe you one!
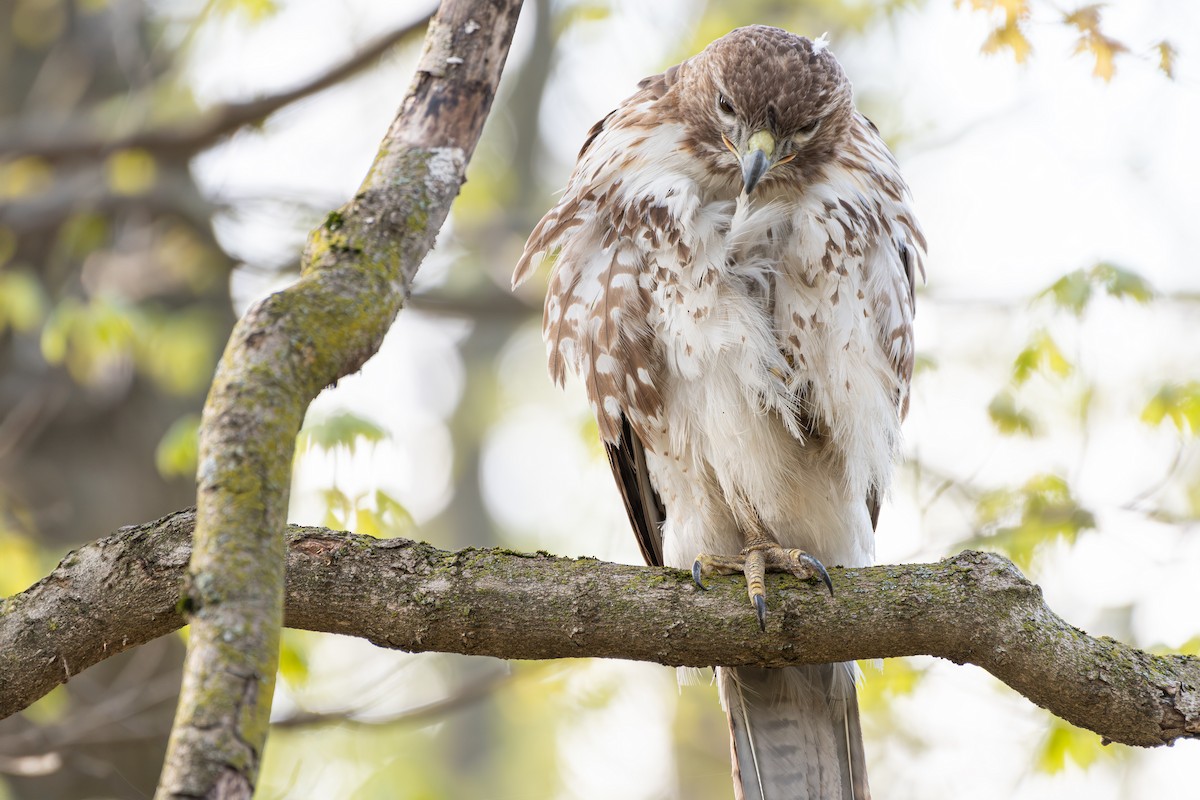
[1037,713,1121,773]
[959,0,1175,80]
[1142,383,1200,438]
[211,0,280,23]
[297,411,388,457]
[277,630,311,689]
[38,297,221,392]
[970,474,1096,571]
[857,658,926,711]
[1011,329,1072,385]
[319,487,415,539]
[0,269,46,333]
[1037,262,1155,317]
[0,527,42,597]
[296,411,414,537]
[988,389,1038,436]
[155,413,201,479]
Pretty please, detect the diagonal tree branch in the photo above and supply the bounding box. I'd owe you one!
[0,11,436,163]
[2,508,1198,751]
[153,1,526,797]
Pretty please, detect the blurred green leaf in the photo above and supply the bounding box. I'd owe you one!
[0,157,53,198]
[553,1,611,36]
[1175,636,1200,656]
[1037,263,1152,317]
[354,507,382,537]
[913,353,938,375]
[155,414,201,479]
[40,296,140,385]
[20,685,68,725]
[134,308,221,395]
[856,658,926,713]
[1142,382,1200,436]
[0,226,16,265]
[1038,269,1092,316]
[212,0,279,23]
[1091,262,1154,303]
[374,489,415,538]
[0,269,47,332]
[105,148,158,196]
[973,474,1095,570]
[298,411,388,456]
[0,529,42,596]
[320,487,352,529]
[988,390,1038,436]
[55,212,109,262]
[1038,715,1108,773]
[278,630,310,688]
[1012,329,1072,385]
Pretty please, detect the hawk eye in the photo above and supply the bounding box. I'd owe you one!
[798,119,821,135]
[717,94,735,115]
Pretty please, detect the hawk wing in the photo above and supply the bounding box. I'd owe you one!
[515,67,685,568]
[605,417,665,567]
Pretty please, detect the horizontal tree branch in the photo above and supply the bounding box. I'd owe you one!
[2,508,1197,749]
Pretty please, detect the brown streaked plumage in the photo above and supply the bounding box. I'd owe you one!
[515,25,924,800]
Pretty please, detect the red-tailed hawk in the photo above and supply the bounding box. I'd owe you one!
[513,25,924,800]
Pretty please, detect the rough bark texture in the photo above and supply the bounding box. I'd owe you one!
[154,1,525,797]
[3,508,1198,751]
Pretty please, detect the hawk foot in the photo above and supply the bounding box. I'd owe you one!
[691,545,833,631]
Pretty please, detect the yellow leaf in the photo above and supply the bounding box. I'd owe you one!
[105,148,158,196]
[982,19,1032,63]
[0,157,53,199]
[1074,31,1129,81]
[1063,5,1102,33]
[1156,41,1177,79]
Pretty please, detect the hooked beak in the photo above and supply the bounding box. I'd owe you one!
[740,130,776,195]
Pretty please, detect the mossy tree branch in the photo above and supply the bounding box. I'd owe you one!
[154,1,525,797]
[2,508,1198,751]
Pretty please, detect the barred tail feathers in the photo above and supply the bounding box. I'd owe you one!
[720,664,869,800]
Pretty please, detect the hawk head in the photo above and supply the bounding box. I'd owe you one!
[675,26,855,195]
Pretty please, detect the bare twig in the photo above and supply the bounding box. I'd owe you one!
[271,665,511,729]
[0,11,435,163]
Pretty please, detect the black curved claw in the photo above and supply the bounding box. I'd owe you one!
[754,594,767,631]
[801,553,834,597]
[692,560,708,590]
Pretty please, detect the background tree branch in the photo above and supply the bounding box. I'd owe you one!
[2,508,1198,752]
[154,1,525,797]
[0,11,436,164]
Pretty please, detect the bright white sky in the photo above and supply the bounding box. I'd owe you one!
[179,1,1200,797]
